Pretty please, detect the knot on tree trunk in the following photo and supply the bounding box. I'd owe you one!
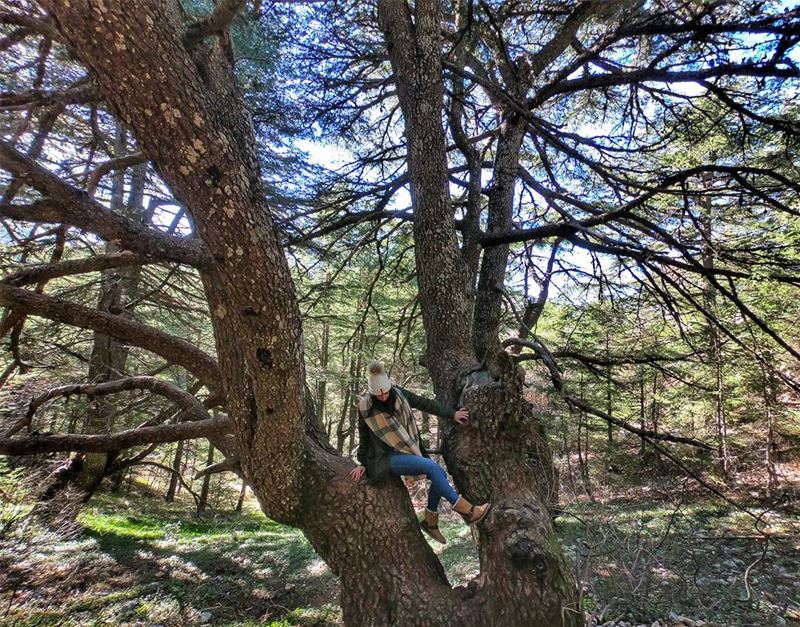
[458,355,525,431]
[446,353,559,510]
[496,502,555,571]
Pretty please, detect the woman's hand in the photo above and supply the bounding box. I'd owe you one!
[349,465,366,481]
[454,408,469,425]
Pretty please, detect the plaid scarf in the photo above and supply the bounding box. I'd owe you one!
[358,388,422,456]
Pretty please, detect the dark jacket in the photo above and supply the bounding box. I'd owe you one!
[356,386,455,484]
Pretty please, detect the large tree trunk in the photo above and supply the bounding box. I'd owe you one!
[376,0,474,391]
[471,117,527,359]
[43,2,579,624]
[377,1,581,624]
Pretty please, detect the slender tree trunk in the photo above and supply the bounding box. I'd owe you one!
[651,371,661,434]
[335,344,355,454]
[317,321,330,435]
[198,443,215,514]
[335,395,349,454]
[605,332,613,443]
[700,182,729,475]
[639,366,647,459]
[576,409,584,474]
[235,480,247,513]
[759,350,779,496]
[713,339,729,475]
[165,440,184,502]
[346,330,365,456]
[576,375,593,500]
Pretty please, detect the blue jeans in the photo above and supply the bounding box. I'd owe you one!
[387,452,459,513]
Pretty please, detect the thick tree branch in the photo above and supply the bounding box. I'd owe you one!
[526,1,600,79]
[2,252,156,287]
[552,349,697,367]
[0,11,62,41]
[0,139,209,267]
[481,196,642,247]
[0,415,231,455]
[0,283,220,389]
[530,63,800,108]
[183,0,246,48]
[0,83,97,111]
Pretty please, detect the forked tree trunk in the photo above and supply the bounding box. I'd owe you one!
[44,2,580,624]
[376,0,580,623]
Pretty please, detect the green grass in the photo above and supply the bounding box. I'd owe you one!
[434,520,480,584]
[2,471,798,626]
[1,493,340,627]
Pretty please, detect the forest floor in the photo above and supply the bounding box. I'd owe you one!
[1,443,799,627]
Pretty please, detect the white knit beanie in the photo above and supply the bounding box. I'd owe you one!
[367,361,392,395]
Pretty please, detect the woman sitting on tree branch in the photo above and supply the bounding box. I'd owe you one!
[349,362,490,544]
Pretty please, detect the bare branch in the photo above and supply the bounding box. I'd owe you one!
[194,454,242,479]
[124,460,204,508]
[86,152,147,196]
[502,338,712,450]
[21,376,210,433]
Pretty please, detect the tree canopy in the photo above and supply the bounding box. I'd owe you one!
[1,1,798,625]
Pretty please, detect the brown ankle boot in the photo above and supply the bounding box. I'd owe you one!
[453,496,491,526]
[418,510,447,544]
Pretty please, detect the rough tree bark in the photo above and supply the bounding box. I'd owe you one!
[37,2,472,625]
[12,1,584,624]
[377,0,581,624]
